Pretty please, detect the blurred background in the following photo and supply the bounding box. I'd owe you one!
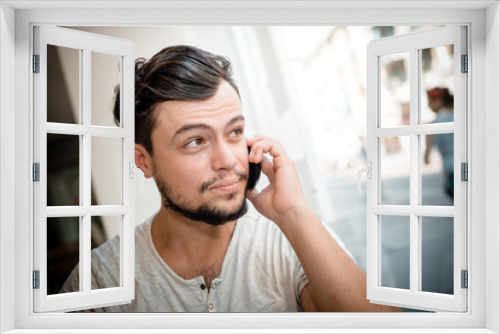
[46,26,455,311]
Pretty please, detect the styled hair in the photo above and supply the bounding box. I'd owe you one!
[426,87,454,108]
[113,45,240,156]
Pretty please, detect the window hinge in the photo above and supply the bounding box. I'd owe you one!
[461,270,468,289]
[33,270,40,289]
[461,54,468,73]
[461,162,468,181]
[33,163,40,182]
[33,54,40,73]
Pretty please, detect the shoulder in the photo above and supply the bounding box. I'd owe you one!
[91,212,157,268]
[237,206,356,263]
[237,207,283,243]
[235,207,298,261]
[435,110,454,122]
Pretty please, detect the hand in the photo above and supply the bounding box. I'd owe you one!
[246,135,309,226]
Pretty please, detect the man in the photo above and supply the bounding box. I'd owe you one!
[424,87,455,199]
[61,45,400,313]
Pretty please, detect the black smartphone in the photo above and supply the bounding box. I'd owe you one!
[247,145,261,190]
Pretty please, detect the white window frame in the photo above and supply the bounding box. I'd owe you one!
[366,26,468,312]
[1,1,498,333]
[32,25,136,313]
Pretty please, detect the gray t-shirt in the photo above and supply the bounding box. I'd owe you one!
[61,210,351,312]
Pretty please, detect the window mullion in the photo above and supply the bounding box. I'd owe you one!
[82,48,92,294]
[365,47,379,298]
[409,47,420,295]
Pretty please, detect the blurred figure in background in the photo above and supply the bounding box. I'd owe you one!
[424,87,454,199]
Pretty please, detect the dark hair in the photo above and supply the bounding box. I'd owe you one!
[113,45,240,156]
[426,87,454,108]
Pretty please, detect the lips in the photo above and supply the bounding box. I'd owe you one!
[209,179,241,192]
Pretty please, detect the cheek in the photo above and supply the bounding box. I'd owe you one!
[156,158,206,191]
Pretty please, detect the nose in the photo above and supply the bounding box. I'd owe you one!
[211,140,239,171]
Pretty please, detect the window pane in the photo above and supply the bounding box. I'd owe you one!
[47,45,80,124]
[380,52,410,128]
[420,45,454,125]
[91,216,121,290]
[381,215,410,290]
[421,133,454,205]
[421,217,454,295]
[380,136,410,205]
[92,52,121,127]
[47,134,80,206]
[47,217,80,295]
[91,137,122,205]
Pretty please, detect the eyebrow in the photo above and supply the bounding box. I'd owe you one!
[172,114,245,139]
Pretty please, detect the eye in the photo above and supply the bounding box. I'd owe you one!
[230,128,244,137]
[184,137,204,148]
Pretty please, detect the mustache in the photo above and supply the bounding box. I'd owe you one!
[200,170,248,193]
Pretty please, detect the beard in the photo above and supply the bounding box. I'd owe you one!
[154,168,249,226]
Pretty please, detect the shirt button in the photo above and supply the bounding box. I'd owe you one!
[208,303,214,311]
[200,284,206,290]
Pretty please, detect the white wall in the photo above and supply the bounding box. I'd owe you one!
[0,2,16,333]
[485,2,500,332]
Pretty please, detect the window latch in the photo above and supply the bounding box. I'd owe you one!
[130,161,144,195]
[357,161,372,195]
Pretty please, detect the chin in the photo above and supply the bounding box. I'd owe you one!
[226,188,247,203]
[215,188,246,206]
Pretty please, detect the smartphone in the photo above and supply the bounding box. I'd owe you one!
[247,145,261,190]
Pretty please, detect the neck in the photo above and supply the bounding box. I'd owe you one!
[151,207,236,262]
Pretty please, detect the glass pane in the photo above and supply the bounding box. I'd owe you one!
[47,134,80,206]
[421,217,454,294]
[91,216,121,290]
[380,136,410,205]
[421,45,454,125]
[380,52,410,128]
[421,133,454,205]
[47,217,80,295]
[91,137,122,205]
[47,45,80,124]
[92,52,121,127]
[381,215,410,290]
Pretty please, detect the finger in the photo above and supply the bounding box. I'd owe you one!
[246,134,264,146]
[260,156,275,182]
[248,138,264,163]
[257,145,264,163]
[254,138,289,163]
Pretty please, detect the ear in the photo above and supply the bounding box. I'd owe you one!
[135,144,154,178]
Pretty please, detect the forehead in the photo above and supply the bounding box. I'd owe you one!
[154,81,243,136]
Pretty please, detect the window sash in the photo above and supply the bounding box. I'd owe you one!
[366,26,468,312]
[32,25,135,313]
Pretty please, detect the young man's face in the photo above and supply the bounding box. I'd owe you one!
[428,97,444,113]
[147,80,250,225]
